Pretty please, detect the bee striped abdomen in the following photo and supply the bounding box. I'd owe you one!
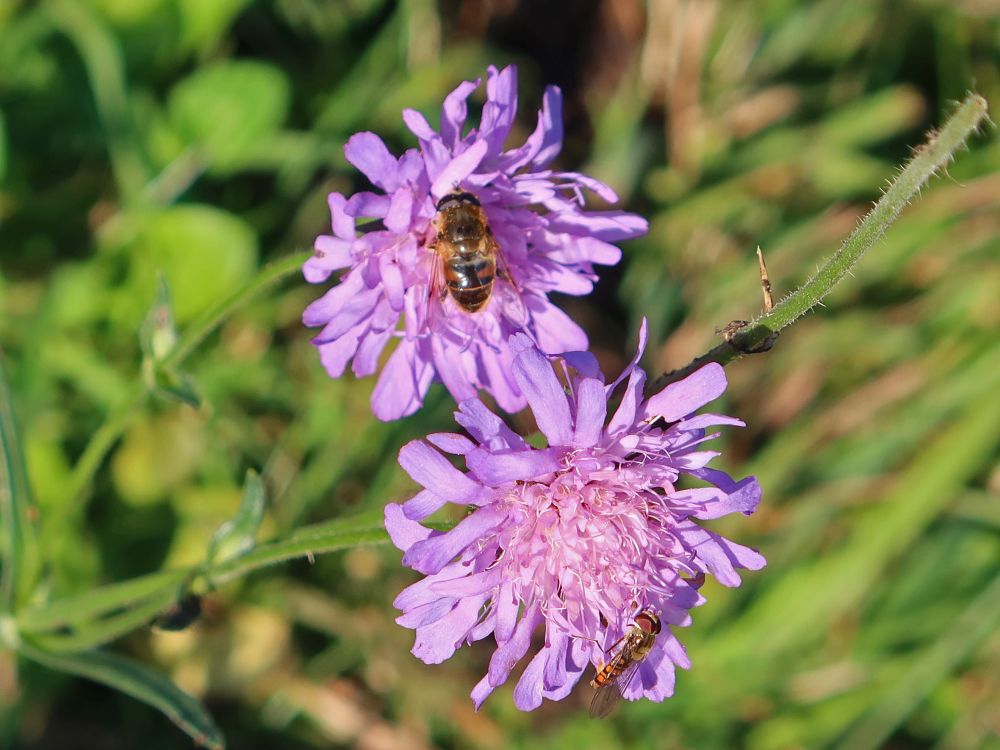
[445,255,495,312]
[591,662,619,688]
[433,189,501,314]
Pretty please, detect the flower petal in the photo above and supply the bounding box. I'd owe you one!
[466,446,563,486]
[488,604,541,687]
[426,432,476,455]
[401,488,446,520]
[352,326,393,377]
[528,85,564,168]
[573,377,607,448]
[512,648,546,711]
[676,520,766,587]
[302,270,366,327]
[315,323,365,378]
[384,502,435,552]
[344,132,399,192]
[606,365,647,437]
[530,298,589,354]
[311,286,381,342]
[511,344,573,446]
[404,505,508,575]
[430,139,489,199]
[440,78,480,148]
[304,235,353,283]
[481,65,518,158]
[370,340,435,421]
[547,210,649,241]
[398,440,485,504]
[412,595,484,664]
[455,398,527,452]
[471,672,495,710]
[641,363,728,422]
[688,476,761,519]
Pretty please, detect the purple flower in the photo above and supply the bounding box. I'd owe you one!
[303,65,647,421]
[384,322,765,711]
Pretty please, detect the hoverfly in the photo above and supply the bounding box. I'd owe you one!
[430,189,500,313]
[589,610,662,719]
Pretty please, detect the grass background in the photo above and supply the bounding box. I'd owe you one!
[1,0,999,748]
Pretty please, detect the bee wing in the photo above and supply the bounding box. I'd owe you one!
[588,647,643,719]
[491,234,532,325]
[423,248,447,326]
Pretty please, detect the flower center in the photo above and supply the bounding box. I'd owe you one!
[496,450,676,639]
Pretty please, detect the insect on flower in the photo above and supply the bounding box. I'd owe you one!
[430,189,501,313]
[589,610,662,719]
[302,64,648,421]
[385,321,766,713]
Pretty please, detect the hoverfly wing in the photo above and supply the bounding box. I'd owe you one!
[588,648,643,719]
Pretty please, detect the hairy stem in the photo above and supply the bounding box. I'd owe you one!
[651,93,989,389]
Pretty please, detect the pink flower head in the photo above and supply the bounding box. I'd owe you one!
[303,65,647,420]
[384,322,765,711]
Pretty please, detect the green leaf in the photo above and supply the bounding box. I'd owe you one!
[26,592,175,653]
[168,60,290,174]
[204,515,391,587]
[20,643,224,749]
[205,469,266,569]
[0,351,40,612]
[152,368,201,408]
[131,204,258,325]
[17,569,187,632]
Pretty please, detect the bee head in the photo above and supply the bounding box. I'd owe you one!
[635,611,661,635]
[435,190,481,212]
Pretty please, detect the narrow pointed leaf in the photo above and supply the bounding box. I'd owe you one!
[17,569,187,632]
[206,469,267,568]
[20,643,224,749]
[0,351,40,611]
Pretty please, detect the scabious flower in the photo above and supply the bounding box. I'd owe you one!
[384,323,765,711]
[303,65,647,420]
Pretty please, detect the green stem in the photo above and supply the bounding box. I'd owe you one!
[650,93,988,389]
[202,526,390,588]
[66,384,147,507]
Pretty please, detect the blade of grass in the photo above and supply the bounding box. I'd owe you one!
[715,388,1000,663]
[43,0,150,198]
[0,351,40,612]
[19,642,224,749]
[834,570,1000,750]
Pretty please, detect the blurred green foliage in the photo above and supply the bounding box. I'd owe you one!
[1,0,999,749]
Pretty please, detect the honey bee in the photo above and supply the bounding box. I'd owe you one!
[589,610,662,719]
[430,190,500,313]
